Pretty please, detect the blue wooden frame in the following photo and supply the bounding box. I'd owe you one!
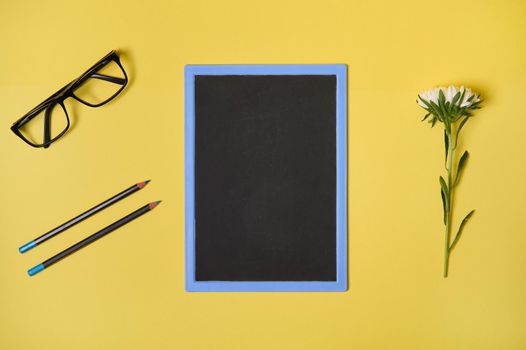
[184,64,347,292]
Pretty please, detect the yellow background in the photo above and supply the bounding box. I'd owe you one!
[1,0,525,349]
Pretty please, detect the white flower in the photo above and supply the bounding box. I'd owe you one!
[458,86,480,107]
[445,86,457,103]
[418,88,440,108]
[418,85,480,109]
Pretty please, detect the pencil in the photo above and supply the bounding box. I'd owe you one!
[27,201,161,276]
[19,180,151,253]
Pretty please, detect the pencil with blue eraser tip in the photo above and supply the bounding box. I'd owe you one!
[27,200,161,276]
[19,180,151,254]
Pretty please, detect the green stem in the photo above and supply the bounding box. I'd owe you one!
[444,131,454,277]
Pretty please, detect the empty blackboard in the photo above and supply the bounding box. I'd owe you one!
[185,65,347,292]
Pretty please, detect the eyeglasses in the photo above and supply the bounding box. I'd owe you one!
[11,50,128,148]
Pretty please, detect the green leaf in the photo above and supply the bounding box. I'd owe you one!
[454,116,470,147]
[451,91,461,106]
[418,96,438,114]
[450,92,461,118]
[458,88,466,107]
[438,90,448,118]
[431,116,437,127]
[449,210,475,252]
[439,89,445,105]
[428,101,443,120]
[417,96,431,110]
[440,188,447,225]
[469,101,482,110]
[455,151,469,185]
[439,176,449,225]
[421,112,431,122]
[439,176,449,197]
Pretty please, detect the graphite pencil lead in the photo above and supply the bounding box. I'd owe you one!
[137,180,151,188]
[149,200,162,209]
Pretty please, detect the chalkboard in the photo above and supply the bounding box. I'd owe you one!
[185,65,347,292]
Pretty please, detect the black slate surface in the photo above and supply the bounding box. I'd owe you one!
[194,75,336,281]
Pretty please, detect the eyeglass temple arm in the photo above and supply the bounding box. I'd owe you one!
[43,106,52,148]
[89,73,126,85]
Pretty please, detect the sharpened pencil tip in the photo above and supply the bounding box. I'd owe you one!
[149,200,162,209]
[137,180,151,189]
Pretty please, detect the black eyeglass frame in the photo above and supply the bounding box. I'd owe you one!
[10,50,128,148]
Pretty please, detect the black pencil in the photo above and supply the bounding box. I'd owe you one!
[27,201,161,276]
[19,180,151,253]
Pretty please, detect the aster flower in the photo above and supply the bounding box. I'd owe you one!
[418,85,481,128]
[417,85,482,277]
